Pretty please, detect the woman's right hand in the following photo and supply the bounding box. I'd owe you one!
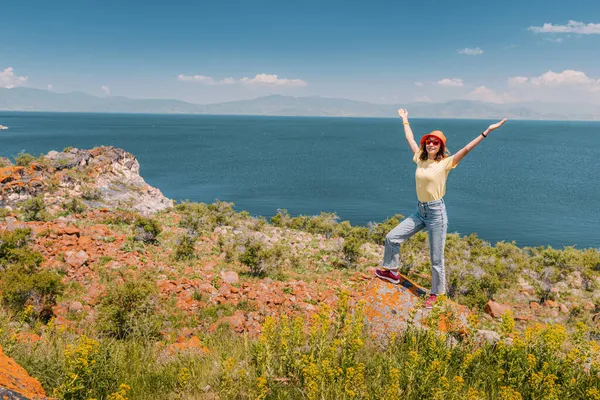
[397,108,408,119]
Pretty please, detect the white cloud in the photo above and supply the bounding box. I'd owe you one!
[0,67,28,89]
[531,70,599,89]
[240,73,307,87]
[414,96,432,103]
[177,73,305,87]
[528,20,600,34]
[508,71,600,91]
[458,47,483,55]
[177,74,236,85]
[465,86,514,103]
[504,70,600,103]
[508,76,529,86]
[101,85,110,95]
[47,84,53,90]
[178,74,217,84]
[414,81,423,87]
[437,78,463,87]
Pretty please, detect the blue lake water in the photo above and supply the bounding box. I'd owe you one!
[0,111,598,249]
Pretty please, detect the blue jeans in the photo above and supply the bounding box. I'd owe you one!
[382,198,448,295]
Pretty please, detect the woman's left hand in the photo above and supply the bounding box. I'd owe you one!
[487,118,507,132]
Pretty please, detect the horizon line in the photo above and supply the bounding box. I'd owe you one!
[1,109,599,123]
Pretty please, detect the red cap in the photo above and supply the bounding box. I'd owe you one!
[420,130,447,146]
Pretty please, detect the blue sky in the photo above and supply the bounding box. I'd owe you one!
[2,0,600,104]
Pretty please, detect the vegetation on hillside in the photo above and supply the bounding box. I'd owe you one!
[0,199,599,399]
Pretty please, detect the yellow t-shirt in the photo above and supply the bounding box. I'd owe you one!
[413,151,457,202]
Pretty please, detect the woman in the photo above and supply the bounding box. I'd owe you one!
[375,108,507,308]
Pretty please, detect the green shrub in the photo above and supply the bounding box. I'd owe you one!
[96,276,161,339]
[252,216,268,231]
[19,195,48,221]
[97,256,113,267]
[341,237,363,267]
[0,228,43,271]
[532,267,558,303]
[239,238,266,276]
[176,200,238,234]
[81,185,102,201]
[289,212,340,237]
[0,228,29,261]
[133,216,162,244]
[270,209,292,227]
[347,226,370,241]
[176,203,208,235]
[52,334,122,400]
[101,211,136,226]
[273,211,406,245]
[0,208,10,219]
[215,235,237,263]
[173,234,197,261]
[0,228,63,321]
[0,157,11,168]
[368,214,404,243]
[333,220,352,237]
[447,272,500,309]
[0,266,63,322]
[239,238,284,277]
[207,200,237,226]
[62,198,87,214]
[13,152,37,167]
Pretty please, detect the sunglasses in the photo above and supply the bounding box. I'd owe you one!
[425,138,441,146]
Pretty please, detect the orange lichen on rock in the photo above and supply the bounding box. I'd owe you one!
[165,336,210,355]
[14,332,42,345]
[363,278,420,336]
[363,273,471,337]
[0,344,47,399]
[0,166,25,183]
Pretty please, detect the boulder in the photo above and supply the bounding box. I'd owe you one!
[64,250,89,268]
[543,300,559,308]
[1,146,174,215]
[0,345,47,399]
[567,271,584,289]
[68,301,84,313]
[210,310,246,333]
[0,157,13,168]
[363,274,469,337]
[166,336,209,355]
[220,271,239,285]
[61,226,81,237]
[485,300,511,318]
[476,329,501,344]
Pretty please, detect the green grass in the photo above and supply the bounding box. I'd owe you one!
[2,295,599,399]
[2,200,600,398]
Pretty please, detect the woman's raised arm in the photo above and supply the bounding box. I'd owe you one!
[398,109,420,154]
[452,118,507,167]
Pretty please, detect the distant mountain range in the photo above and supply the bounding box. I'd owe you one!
[1,87,599,120]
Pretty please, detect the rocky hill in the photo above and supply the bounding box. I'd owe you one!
[0,147,598,399]
[0,146,172,215]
